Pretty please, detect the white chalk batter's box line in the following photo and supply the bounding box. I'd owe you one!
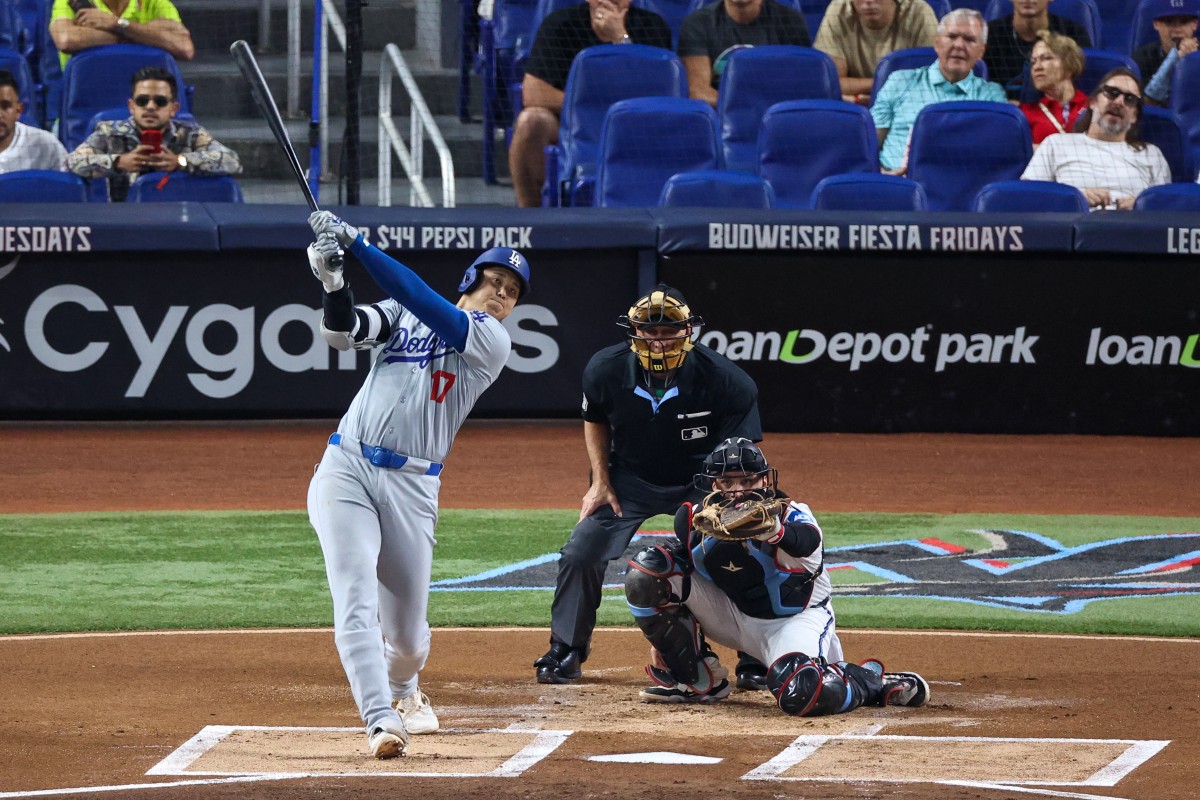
[146,724,573,779]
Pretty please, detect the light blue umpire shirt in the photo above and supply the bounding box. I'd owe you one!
[870,61,1007,171]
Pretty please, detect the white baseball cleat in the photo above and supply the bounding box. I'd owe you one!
[396,690,440,734]
[368,720,409,759]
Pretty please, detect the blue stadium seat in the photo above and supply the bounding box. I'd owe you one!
[983,0,1102,46]
[1170,53,1200,170]
[907,100,1032,211]
[949,0,991,13]
[127,172,244,202]
[32,0,62,128]
[0,46,38,125]
[717,45,840,173]
[925,0,953,18]
[972,179,1089,212]
[1093,0,1136,53]
[478,0,543,184]
[633,0,696,47]
[1076,48,1140,94]
[811,172,928,210]
[59,44,192,151]
[542,44,687,206]
[0,2,31,58]
[870,46,988,105]
[594,96,720,207]
[0,169,89,202]
[756,99,878,208]
[1132,182,1200,209]
[1141,106,1195,183]
[659,168,775,207]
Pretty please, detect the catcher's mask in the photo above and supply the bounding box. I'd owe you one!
[616,284,703,379]
[696,437,778,496]
[458,247,531,299]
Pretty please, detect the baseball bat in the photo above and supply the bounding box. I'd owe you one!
[230,40,342,266]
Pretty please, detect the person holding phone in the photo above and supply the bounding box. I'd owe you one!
[67,65,241,201]
[50,0,195,68]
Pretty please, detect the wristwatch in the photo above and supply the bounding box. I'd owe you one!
[176,154,188,171]
[115,17,130,34]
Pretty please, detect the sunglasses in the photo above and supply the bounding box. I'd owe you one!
[134,94,172,108]
[1098,85,1142,106]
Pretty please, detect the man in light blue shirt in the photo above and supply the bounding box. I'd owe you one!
[870,8,1006,172]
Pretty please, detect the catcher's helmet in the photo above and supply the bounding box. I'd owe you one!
[458,247,531,298]
[697,437,778,493]
[616,284,703,375]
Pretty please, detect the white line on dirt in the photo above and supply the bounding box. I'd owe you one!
[0,774,305,799]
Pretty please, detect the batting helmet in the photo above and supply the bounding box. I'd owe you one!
[697,437,778,493]
[616,284,703,375]
[458,247,532,299]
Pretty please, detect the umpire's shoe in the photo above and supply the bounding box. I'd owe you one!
[735,651,768,691]
[881,672,930,707]
[534,641,585,684]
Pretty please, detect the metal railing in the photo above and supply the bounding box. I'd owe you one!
[379,43,455,207]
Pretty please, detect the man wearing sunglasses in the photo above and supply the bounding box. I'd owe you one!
[1021,67,1170,210]
[67,65,240,201]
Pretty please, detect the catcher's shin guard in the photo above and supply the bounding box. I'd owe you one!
[767,653,885,716]
[626,545,706,686]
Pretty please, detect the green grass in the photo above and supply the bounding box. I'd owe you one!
[1,509,1198,636]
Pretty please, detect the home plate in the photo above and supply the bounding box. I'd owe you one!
[589,753,722,765]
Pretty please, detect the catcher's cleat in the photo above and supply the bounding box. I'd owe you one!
[640,679,732,704]
[395,690,439,735]
[368,720,409,759]
[534,642,584,684]
[882,672,930,707]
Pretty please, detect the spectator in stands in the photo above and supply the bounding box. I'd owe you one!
[813,0,938,105]
[1019,30,1086,145]
[1022,67,1170,209]
[67,66,240,201]
[0,70,68,173]
[507,0,672,207]
[50,0,195,68]
[871,9,1004,173]
[983,0,1090,100]
[1134,0,1199,107]
[678,0,812,108]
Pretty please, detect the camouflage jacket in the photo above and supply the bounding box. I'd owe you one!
[67,117,241,200]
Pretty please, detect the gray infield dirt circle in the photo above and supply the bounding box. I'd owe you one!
[1,421,1198,800]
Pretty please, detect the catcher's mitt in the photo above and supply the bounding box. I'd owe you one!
[692,491,785,542]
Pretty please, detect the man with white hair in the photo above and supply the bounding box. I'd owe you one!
[870,8,1005,173]
[1022,67,1170,209]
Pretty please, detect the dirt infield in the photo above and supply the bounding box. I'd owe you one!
[1,422,1199,800]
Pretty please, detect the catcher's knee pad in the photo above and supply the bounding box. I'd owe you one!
[625,544,689,608]
[768,653,869,717]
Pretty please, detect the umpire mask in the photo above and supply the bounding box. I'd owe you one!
[617,284,703,379]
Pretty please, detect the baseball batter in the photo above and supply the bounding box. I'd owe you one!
[625,438,930,713]
[304,211,531,758]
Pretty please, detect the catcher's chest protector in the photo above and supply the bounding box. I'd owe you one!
[693,539,818,619]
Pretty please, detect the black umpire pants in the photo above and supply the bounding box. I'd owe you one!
[549,465,703,651]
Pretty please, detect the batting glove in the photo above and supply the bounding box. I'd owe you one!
[308,232,345,293]
[308,210,360,248]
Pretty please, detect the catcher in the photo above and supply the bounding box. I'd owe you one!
[624,437,930,714]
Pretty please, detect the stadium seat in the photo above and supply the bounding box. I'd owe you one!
[542,44,687,206]
[0,2,31,58]
[925,0,953,18]
[870,46,988,105]
[907,100,1032,211]
[810,172,929,210]
[983,0,1102,46]
[1076,48,1139,94]
[717,45,840,173]
[594,96,720,207]
[1140,106,1195,183]
[756,99,879,209]
[1132,182,1200,210]
[949,0,991,13]
[477,0,542,184]
[127,172,244,203]
[658,168,775,208]
[0,169,89,202]
[1170,52,1200,169]
[1093,0,1136,53]
[972,179,1089,212]
[633,0,696,47]
[0,46,38,125]
[59,44,192,151]
[32,0,61,128]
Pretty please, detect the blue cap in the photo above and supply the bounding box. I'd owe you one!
[1149,0,1199,20]
[458,247,531,299]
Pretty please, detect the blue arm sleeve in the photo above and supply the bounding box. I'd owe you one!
[349,235,469,351]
